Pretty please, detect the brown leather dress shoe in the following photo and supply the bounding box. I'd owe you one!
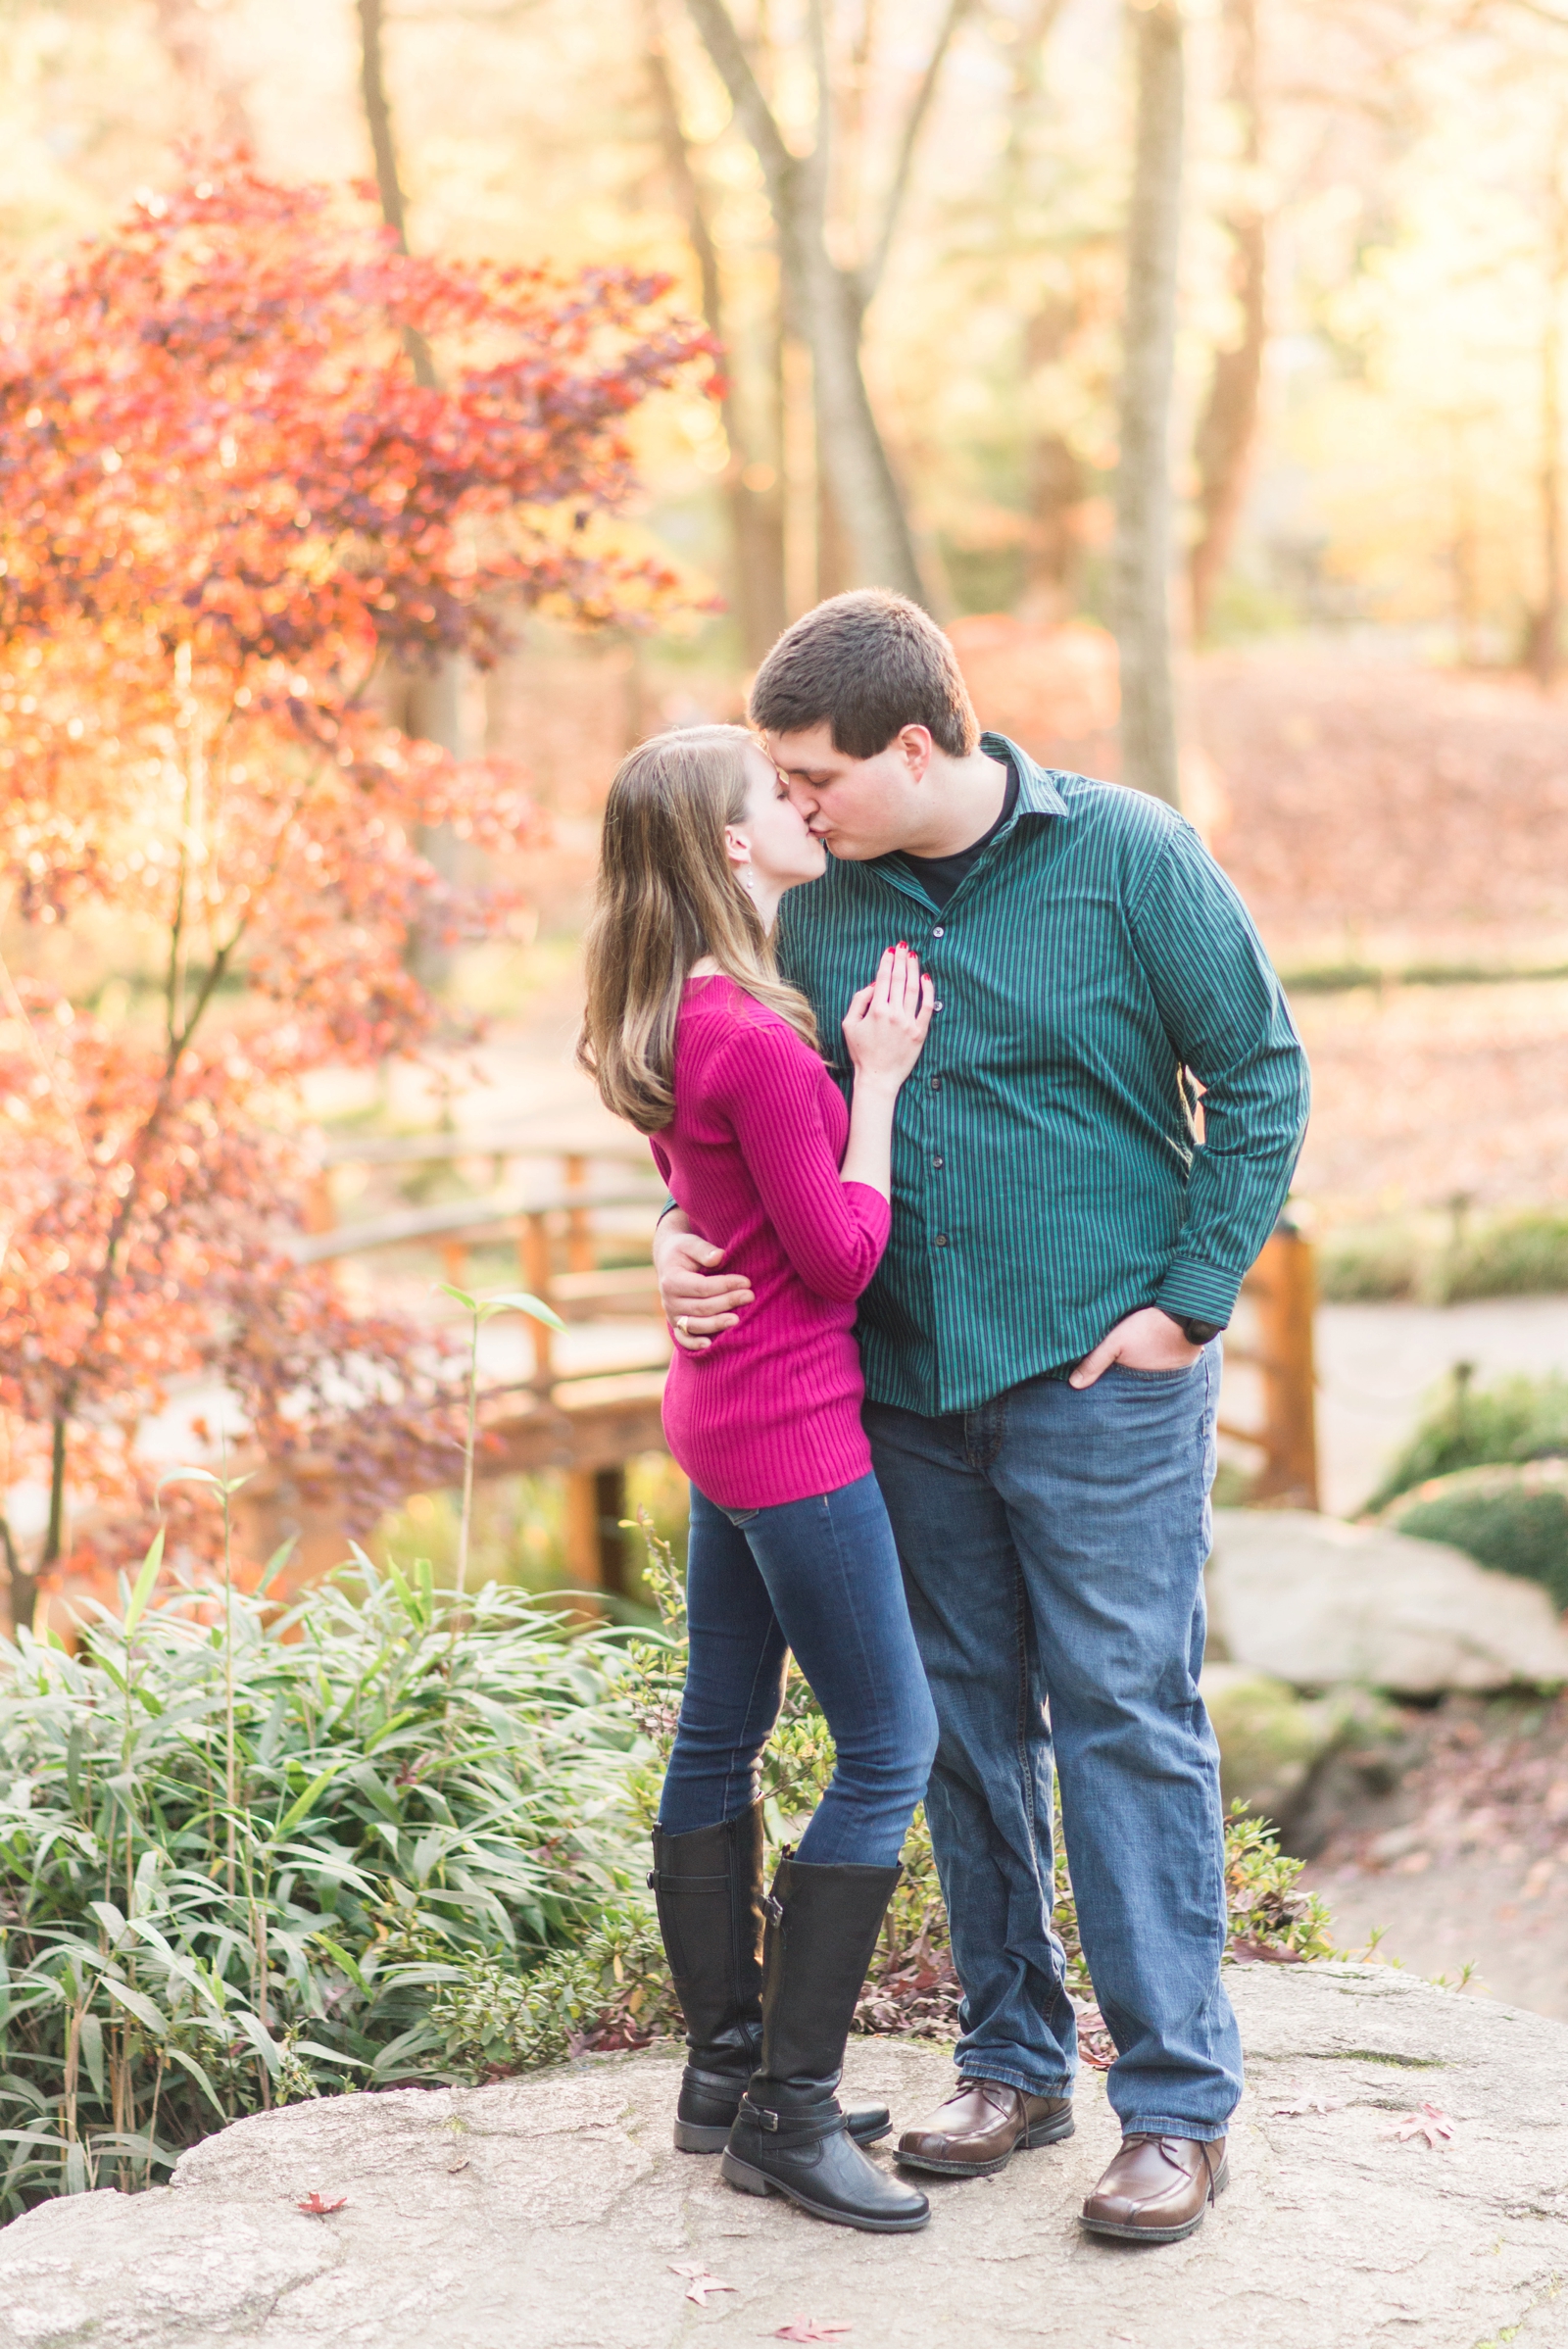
[897,2077,1075,2177]
[1079,2132,1228,2242]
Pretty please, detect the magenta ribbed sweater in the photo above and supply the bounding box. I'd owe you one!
[651,975,890,1510]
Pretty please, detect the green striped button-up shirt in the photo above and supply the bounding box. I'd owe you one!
[774,735,1310,1417]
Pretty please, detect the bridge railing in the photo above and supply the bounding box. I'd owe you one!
[267,1135,673,1597]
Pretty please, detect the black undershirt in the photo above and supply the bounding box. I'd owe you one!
[894,756,1020,911]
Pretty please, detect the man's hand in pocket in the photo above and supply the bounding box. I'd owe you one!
[1069,1307,1200,1390]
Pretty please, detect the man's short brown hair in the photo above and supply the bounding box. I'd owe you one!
[749,590,979,759]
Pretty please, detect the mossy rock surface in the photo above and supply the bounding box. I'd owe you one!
[1382,1457,1568,1613]
[1201,1665,1342,1830]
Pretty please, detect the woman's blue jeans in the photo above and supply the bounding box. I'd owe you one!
[658,1473,939,1870]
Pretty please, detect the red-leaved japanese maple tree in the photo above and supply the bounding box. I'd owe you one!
[0,160,711,1629]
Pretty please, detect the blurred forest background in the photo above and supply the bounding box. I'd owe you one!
[5,0,1568,1606]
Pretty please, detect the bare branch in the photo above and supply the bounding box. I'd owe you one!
[645,5,726,341]
[806,0,832,240]
[683,0,797,214]
[357,0,438,387]
[860,0,980,304]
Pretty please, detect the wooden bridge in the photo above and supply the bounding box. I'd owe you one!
[242,1129,1319,1601]
[242,1132,673,1599]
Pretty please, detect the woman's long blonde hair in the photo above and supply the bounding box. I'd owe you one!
[577,724,821,1133]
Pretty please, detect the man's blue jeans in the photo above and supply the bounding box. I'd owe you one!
[863,1348,1241,2139]
[659,1474,939,1870]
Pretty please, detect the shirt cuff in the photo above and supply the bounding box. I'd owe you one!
[1153,1258,1244,1331]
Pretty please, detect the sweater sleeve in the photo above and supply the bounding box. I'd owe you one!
[707,1018,890,1304]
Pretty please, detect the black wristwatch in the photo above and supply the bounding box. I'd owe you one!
[1173,1314,1225,1346]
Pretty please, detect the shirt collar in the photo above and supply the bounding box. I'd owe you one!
[980,732,1071,823]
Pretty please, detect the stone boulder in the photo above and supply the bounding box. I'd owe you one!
[1206,1506,1568,1694]
[1199,1663,1348,1831]
[3,1966,1566,2349]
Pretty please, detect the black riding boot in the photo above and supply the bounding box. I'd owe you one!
[721,1855,930,2232]
[649,1811,890,2155]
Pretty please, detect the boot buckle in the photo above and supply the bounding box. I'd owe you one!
[742,2094,780,2133]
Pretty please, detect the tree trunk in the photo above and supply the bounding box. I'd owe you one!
[683,0,929,605]
[357,0,437,388]
[644,14,787,660]
[1527,179,1566,690]
[793,247,926,603]
[1113,0,1185,807]
[1189,0,1265,644]
[0,1510,34,1641]
[356,0,458,980]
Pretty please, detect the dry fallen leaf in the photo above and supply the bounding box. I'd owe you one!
[1269,2089,1339,2117]
[296,2190,348,2216]
[774,2325,853,2343]
[1382,2103,1456,2149]
[667,2263,738,2308]
[1074,2004,1115,2072]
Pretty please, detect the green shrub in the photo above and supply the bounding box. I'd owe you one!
[1315,1210,1568,1307]
[0,1559,647,2214]
[1223,1804,1336,1959]
[1366,1368,1568,1512]
[1381,1460,1568,1611]
[1318,1225,1422,1303]
[1444,1213,1568,1302]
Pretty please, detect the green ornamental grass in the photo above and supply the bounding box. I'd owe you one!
[0,1547,648,2215]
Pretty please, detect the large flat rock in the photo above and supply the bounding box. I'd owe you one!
[3,1965,1566,2349]
[1206,1506,1568,1693]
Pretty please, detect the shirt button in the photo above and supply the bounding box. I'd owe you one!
[934,1001,944,1012]
[930,1077,941,1093]
[931,1153,944,1169]
[934,1232,949,1247]
[932,925,946,938]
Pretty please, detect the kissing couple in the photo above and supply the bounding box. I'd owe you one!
[577,591,1308,2241]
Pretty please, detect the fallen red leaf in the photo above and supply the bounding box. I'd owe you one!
[667,2263,737,2307]
[774,2323,853,2341]
[1229,1937,1305,1965]
[1382,2102,1455,2150]
[296,2190,348,2215]
[1074,2004,1116,2071]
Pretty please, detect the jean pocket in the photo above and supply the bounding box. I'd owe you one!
[1102,1360,1200,1385]
[722,1504,762,1529]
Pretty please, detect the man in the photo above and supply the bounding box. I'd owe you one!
[655,591,1309,2243]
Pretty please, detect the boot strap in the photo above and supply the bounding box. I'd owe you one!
[740,2093,844,2144]
[685,2062,751,2092]
[646,1868,730,1892]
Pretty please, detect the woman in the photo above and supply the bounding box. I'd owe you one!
[578,724,938,2234]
